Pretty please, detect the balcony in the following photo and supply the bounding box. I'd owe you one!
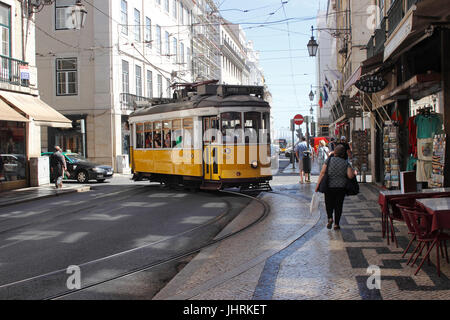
[387,0,404,37]
[120,93,153,111]
[0,55,30,88]
[367,36,375,59]
[374,17,387,55]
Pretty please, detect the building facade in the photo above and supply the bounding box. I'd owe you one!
[0,0,71,191]
[36,0,196,170]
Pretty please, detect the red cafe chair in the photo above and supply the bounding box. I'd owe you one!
[404,209,450,277]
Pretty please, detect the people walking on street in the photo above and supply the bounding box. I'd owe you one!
[295,137,313,184]
[329,137,336,152]
[50,146,67,189]
[315,145,357,230]
[317,139,330,169]
[336,136,352,160]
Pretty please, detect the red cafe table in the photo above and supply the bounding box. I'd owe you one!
[416,197,450,233]
[378,188,450,239]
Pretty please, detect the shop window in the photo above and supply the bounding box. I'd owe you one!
[153,122,162,148]
[0,121,26,182]
[183,118,193,148]
[172,119,182,148]
[136,123,144,149]
[244,112,261,144]
[144,122,152,148]
[56,58,77,96]
[163,120,172,148]
[221,112,242,144]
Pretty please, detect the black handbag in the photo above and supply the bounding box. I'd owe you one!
[345,176,359,196]
[318,157,331,193]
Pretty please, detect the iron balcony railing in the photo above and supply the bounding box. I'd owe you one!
[0,55,30,87]
[387,0,404,37]
[120,93,153,110]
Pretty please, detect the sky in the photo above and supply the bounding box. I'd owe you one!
[218,0,327,140]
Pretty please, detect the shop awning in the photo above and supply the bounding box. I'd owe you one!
[384,0,450,62]
[0,98,29,122]
[381,73,441,101]
[0,92,72,128]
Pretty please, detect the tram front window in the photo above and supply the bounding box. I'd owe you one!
[221,112,242,144]
[244,112,261,144]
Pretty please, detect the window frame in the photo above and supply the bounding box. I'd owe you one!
[135,64,142,97]
[56,57,78,96]
[120,0,128,35]
[55,0,77,31]
[134,8,141,42]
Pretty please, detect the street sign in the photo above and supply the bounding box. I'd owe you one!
[294,114,304,125]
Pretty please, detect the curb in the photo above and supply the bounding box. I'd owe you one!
[0,185,91,208]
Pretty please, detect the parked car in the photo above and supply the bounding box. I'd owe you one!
[0,154,27,181]
[41,152,114,183]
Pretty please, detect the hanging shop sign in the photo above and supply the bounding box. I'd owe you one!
[355,74,388,93]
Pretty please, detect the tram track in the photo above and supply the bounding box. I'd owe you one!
[0,189,269,300]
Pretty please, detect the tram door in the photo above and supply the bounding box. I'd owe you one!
[203,116,220,181]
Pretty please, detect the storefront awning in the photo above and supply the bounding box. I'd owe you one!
[0,92,72,128]
[0,98,29,122]
[384,0,450,62]
[381,73,441,101]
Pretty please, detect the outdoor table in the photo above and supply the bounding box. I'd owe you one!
[378,188,450,238]
[416,197,450,233]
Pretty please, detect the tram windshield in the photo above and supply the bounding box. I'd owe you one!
[221,111,265,144]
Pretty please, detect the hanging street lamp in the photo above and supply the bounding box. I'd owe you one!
[72,0,88,30]
[307,26,319,57]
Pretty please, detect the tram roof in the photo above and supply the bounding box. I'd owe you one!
[130,94,270,118]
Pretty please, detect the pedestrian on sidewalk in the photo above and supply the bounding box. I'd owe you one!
[315,145,357,230]
[50,146,67,189]
[317,140,330,169]
[295,137,312,184]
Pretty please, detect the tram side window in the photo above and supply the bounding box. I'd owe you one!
[183,118,194,148]
[262,112,271,143]
[163,120,171,148]
[136,123,144,149]
[153,122,162,148]
[144,122,153,148]
[244,112,261,144]
[221,112,242,144]
[172,119,183,148]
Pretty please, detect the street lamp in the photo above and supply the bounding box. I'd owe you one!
[307,26,319,57]
[72,0,88,30]
[309,89,315,102]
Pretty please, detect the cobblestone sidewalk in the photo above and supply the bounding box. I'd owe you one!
[155,178,450,300]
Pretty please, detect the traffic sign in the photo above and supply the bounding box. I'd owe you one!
[294,114,304,125]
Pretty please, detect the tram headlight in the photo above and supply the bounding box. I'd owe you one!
[251,161,258,169]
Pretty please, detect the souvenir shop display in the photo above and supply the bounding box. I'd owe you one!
[408,106,443,185]
[383,121,400,189]
[430,134,446,188]
[351,130,369,172]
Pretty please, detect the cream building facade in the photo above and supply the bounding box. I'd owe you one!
[36,0,195,170]
[0,0,71,191]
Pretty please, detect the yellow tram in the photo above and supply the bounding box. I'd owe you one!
[128,84,272,190]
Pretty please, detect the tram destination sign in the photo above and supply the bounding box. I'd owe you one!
[355,74,388,93]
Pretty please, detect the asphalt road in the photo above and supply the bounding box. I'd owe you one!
[0,178,253,299]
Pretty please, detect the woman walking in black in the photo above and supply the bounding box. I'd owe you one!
[315,145,357,230]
